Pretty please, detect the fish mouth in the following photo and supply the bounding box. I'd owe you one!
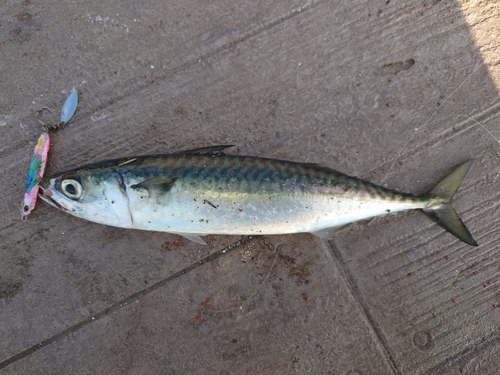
[38,180,72,212]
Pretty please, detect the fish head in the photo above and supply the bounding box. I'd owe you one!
[39,168,133,228]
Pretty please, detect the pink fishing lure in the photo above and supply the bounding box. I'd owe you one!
[21,132,50,221]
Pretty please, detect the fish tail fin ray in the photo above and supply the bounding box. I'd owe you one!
[423,159,477,246]
[426,159,475,201]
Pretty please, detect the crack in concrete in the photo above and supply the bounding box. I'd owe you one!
[81,0,324,123]
[0,235,254,370]
[327,240,402,375]
[426,329,500,374]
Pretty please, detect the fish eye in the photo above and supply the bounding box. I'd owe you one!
[61,179,83,199]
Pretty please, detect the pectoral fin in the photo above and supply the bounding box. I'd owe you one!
[131,175,178,194]
[130,175,178,205]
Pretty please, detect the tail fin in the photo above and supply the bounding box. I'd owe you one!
[423,160,478,246]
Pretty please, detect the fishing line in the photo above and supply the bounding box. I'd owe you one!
[196,238,284,316]
[381,62,484,184]
[77,234,142,291]
[193,236,322,316]
[453,113,500,181]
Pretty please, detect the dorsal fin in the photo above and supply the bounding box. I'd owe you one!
[178,145,234,156]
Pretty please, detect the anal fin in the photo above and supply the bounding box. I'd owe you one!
[309,227,338,240]
[171,232,207,245]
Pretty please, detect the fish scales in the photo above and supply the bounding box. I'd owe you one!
[117,154,400,198]
[40,149,477,246]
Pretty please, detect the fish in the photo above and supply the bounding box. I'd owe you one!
[39,146,477,246]
[21,132,50,221]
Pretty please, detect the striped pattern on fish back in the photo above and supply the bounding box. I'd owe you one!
[107,154,424,203]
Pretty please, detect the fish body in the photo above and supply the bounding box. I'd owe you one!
[40,146,477,246]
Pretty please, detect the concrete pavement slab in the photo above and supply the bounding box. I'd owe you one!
[1,0,499,373]
[2,237,394,374]
[427,335,500,374]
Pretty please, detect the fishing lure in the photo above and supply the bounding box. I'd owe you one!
[22,89,78,220]
[60,89,78,124]
[21,132,50,221]
[40,89,78,131]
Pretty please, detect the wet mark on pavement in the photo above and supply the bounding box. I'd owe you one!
[374,59,415,76]
[0,280,23,300]
[412,330,434,350]
[161,237,185,251]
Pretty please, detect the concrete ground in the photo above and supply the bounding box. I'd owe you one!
[1,0,499,374]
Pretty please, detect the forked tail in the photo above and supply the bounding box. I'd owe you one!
[423,160,478,246]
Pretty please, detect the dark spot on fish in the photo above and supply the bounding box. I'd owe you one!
[194,198,197,202]
[199,219,204,222]
[302,292,308,302]
[238,209,243,212]
[203,199,217,209]
[386,209,390,213]
[111,201,115,204]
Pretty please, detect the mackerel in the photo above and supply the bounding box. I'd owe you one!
[39,146,477,246]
